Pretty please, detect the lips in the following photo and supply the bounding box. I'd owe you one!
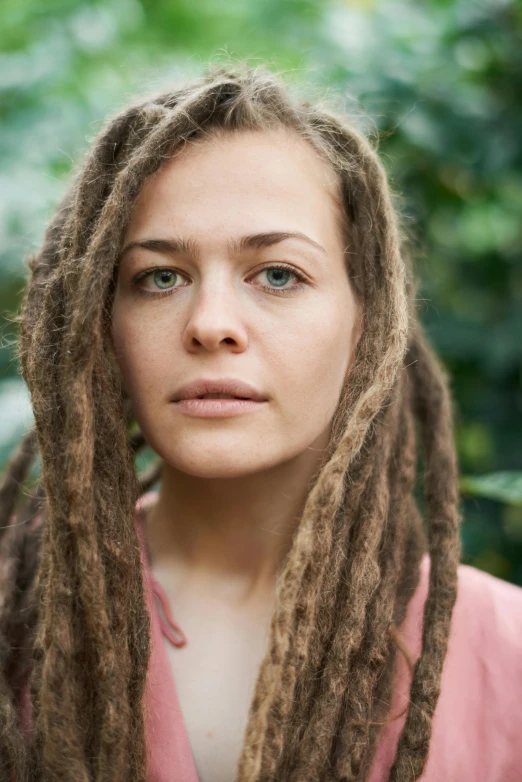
[172,377,267,403]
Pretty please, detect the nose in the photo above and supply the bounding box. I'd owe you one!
[182,274,248,353]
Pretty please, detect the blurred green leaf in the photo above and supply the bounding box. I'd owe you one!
[461,472,522,506]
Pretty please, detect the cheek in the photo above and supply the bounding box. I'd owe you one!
[110,308,169,402]
[267,297,356,431]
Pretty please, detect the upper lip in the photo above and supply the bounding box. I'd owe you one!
[172,378,268,402]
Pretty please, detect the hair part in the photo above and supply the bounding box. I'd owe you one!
[0,61,461,781]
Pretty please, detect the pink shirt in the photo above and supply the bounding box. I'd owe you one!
[18,491,522,781]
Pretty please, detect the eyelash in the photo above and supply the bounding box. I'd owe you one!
[132,263,308,298]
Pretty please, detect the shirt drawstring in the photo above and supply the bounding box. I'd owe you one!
[149,574,188,648]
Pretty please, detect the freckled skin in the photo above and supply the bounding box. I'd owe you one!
[111,128,361,481]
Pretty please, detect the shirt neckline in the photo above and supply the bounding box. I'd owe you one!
[134,491,200,782]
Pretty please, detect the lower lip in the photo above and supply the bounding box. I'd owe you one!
[173,398,267,417]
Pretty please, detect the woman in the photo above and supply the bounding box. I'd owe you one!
[1,63,521,782]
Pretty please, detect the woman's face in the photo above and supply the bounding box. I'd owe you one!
[111,127,362,478]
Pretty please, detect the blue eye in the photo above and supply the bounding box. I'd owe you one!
[134,267,188,296]
[153,269,177,290]
[254,264,307,294]
[264,268,291,287]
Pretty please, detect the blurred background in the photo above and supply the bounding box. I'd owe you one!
[1,0,521,583]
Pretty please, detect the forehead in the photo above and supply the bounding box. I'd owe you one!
[124,127,345,249]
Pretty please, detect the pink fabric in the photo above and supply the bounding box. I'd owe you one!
[135,496,199,782]
[16,492,522,781]
[368,548,522,781]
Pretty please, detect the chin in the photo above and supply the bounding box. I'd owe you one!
[156,435,290,479]
[142,424,303,480]
[168,454,271,480]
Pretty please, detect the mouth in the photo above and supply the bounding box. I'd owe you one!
[172,393,267,418]
[171,377,268,417]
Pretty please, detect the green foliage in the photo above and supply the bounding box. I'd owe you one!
[1,0,521,583]
[461,472,522,507]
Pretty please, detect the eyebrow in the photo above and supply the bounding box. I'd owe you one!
[119,231,327,261]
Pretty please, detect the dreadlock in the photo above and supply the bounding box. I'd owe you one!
[0,61,461,781]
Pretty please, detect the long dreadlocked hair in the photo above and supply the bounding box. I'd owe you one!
[0,62,462,781]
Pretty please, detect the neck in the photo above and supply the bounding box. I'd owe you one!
[144,435,329,606]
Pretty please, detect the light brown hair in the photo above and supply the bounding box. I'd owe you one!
[0,62,461,781]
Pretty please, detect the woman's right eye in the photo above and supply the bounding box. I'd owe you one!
[133,268,188,297]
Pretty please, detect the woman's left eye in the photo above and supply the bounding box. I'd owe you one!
[133,264,307,297]
[252,264,307,293]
